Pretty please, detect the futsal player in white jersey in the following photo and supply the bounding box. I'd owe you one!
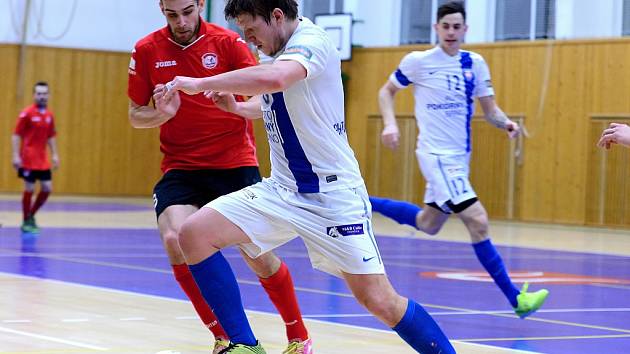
[371,1,549,319]
[154,1,455,353]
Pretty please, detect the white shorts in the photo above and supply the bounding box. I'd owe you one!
[204,178,385,278]
[416,151,477,212]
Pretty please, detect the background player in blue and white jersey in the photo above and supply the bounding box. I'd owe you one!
[155,0,455,353]
[370,1,549,319]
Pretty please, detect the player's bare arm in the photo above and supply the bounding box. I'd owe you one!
[206,92,262,120]
[128,86,181,128]
[378,81,402,150]
[598,122,630,149]
[479,95,520,139]
[11,134,22,170]
[48,137,60,169]
[159,60,307,99]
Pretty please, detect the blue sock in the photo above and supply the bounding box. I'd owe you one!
[473,239,520,307]
[392,299,455,354]
[189,252,257,346]
[369,196,421,228]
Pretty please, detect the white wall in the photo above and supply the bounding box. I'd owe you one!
[466,0,495,44]
[0,0,165,52]
[1,0,628,52]
[344,0,401,47]
[556,0,623,39]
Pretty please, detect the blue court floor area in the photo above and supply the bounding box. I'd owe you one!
[1,218,629,353]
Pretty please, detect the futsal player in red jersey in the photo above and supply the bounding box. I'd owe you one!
[12,81,59,234]
[127,1,310,353]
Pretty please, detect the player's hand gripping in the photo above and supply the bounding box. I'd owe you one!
[598,123,630,149]
[381,124,401,150]
[159,76,203,100]
[153,83,181,119]
[205,91,238,114]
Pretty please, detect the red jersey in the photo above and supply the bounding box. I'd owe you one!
[14,104,56,170]
[128,20,259,172]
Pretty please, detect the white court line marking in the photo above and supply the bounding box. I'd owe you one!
[0,272,543,353]
[5,306,626,324]
[2,272,625,351]
[61,318,90,322]
[0,326,108,351]
[431,308,630,315]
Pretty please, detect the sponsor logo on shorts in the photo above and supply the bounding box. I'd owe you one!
[152,193,158,208]
[325,175,338,183]
[155,60,177,69]
[242,189,257,200]
[362,256,376,262]
[202,53,218,69]
[327,227,343,238]
[326,223,364,238]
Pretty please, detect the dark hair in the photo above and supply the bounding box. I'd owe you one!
[437,1,466,22]
[224,0,298,24]
[33,81,48,92]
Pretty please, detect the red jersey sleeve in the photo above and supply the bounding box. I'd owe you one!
[127,45,153,106]
[14,110,29,136]
[227,34,258,71]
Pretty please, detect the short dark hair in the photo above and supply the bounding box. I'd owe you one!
[33,81,48,92]
[437,1,466,22]
[224,0,298,24]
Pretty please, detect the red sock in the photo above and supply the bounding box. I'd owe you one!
[172,264,229,340]
[259,262,309,341]
[30,191,50,215]
[22,191,33,220]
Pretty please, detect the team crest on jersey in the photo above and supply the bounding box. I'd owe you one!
[202,53,218,69]
[463,69,474,81]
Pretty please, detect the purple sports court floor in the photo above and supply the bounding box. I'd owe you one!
[0,201,629,353]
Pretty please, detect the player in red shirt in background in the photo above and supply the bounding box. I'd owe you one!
[12,81,60,234]
[127,1,311,353]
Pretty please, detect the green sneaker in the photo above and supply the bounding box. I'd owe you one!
[213,338,231,354]
[219,341,266,354]
[25,216,40,233]
[514,282,549,319]
[20,221,36,233]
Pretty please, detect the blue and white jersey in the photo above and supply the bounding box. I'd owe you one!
[260,17,364,193]
[390,46,494,154]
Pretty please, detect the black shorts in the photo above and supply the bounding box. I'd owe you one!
[153,166,262,217]
[426,197,478,214]
[18,168,52,183]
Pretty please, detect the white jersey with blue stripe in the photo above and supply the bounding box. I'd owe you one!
[260,17,364,193]
[390,46,494,154]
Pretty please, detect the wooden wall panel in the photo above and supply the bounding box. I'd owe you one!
[0,45,162,196]
[2,38,630,227]
[586,118,630,227]
[0,45,20,192]
[345,39,630,226]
